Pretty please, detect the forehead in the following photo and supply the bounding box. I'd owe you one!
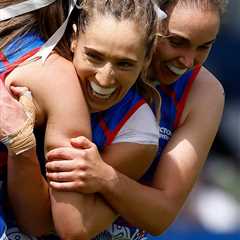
[79,15,146,59]
[167,6,220,45]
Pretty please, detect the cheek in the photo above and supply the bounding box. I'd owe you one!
[155,41,175,61]
[120,71,140,91]
[73,58,93,80]
[197,50,211,64]
[122,74,137,88]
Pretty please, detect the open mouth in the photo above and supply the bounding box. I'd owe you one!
[89,81,116,99]
[166,64,187,76]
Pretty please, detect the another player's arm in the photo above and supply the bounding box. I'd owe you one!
[6,55,91,236]
[47,106,158,239]
[94,68,225,235]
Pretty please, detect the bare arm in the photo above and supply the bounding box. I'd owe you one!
[45,104,158,239]
[50,68,225,235]
[5,54,91,236]
[94,68,225,235]
[5,53,158,239]
[47,141,157,239]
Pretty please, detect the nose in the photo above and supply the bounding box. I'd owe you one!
[179,49,196,69]
[95,63,116,87]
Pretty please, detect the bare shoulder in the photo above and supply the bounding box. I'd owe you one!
[29,53,79,89]
[6,53,83,124]
[40,53,77,82]
[192,66,225,103]
[188,66,225,112]
[181,66,225,126]
[6,53,77,87]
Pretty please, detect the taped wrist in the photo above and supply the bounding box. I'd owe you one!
[1,114,36,155]
[0,90,36,155]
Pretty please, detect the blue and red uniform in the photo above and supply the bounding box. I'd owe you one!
[0,33,148,239]
[143,65,201,183]
[0,32,201,239]
[97,66,202,240]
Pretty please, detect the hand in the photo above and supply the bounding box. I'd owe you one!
[46,136,115,193]
[0,81,28,138]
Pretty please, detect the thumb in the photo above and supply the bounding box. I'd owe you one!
[70,136,94,149]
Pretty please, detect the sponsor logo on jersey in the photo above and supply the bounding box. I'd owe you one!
[159,127,172,141]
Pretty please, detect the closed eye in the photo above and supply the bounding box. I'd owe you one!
[85,51,103,63]
[198,43,213,51]
[168,37,186,48]
[116,60,135,70]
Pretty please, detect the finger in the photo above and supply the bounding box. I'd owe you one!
[46,148,77,161]
[10,86,29,98]
[70,136,95,149]
[49,181,83,192]
[46,171,75,182]
[46,160,75,172]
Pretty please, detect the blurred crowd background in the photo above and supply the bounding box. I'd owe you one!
[150,1,240,239]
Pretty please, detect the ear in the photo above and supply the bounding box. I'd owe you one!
[70,24,78,53]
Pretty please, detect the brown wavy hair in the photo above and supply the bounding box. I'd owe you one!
[0,0,161,119]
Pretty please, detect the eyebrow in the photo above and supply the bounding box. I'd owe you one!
[84,46,138,63]
[164,33,216,45]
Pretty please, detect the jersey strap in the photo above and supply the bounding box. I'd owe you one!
[142,65,201,183]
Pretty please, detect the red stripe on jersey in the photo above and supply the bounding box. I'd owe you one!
[0,51,9,68]
[105,99,146,145]
[0,48,41,81]
[173,65,201,129]
[9,48,41,67]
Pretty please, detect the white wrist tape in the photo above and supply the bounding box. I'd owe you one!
[1,116,36,155]
[0,90,36,155]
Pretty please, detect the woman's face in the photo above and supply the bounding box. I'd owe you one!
[152,5,220,85]
[72,15,146,112]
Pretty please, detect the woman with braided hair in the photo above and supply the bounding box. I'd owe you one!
[0,0,164,239]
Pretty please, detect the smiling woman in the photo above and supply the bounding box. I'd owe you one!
[0,0,165,239]
[44,0,227,239]
[152,0,221,84]
[71,16,148,112]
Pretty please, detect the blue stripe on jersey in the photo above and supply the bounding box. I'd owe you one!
[91,85,145,150]
[0,33,44,72]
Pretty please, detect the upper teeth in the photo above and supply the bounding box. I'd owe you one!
[167,64,187,76]
[90,81,116,98]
